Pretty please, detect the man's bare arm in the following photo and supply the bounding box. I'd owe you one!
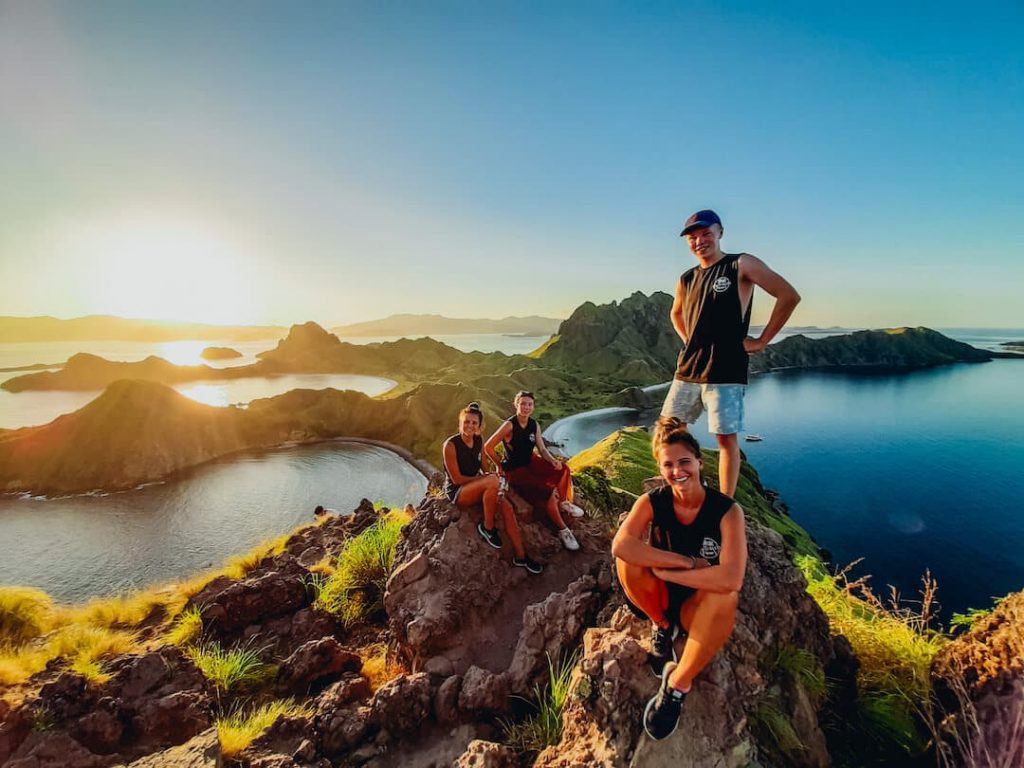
[670,278,688,345]
[739,254,800,352]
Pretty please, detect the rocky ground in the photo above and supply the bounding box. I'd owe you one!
[0,468,864,768]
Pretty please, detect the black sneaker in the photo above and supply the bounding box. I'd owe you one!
[648,624,677,678]
[643,661,686,740]
[477,522,502,549]
[512,555,543,575]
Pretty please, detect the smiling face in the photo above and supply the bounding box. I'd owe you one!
[684,223,723,261]
[657,441,703,492]
[459,411,481,440]
[515,394,535,419]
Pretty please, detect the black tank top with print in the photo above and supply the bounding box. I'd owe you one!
[442,433,483,501]
[648,484,733,565]
[502,416,537,470]
[674,253,752,384]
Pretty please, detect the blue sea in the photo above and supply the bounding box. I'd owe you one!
[549,330,1024,618]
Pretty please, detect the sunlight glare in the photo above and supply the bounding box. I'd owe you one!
[58,210,256,324]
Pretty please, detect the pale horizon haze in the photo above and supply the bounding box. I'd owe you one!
[1,1,1022,329]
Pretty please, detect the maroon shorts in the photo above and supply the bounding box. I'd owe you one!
[507,454,569,510]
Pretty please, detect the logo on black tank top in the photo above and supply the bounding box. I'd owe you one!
[700,537,721,559]
[712,276,731,293]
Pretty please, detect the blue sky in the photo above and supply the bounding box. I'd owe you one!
[1,1,1021,327]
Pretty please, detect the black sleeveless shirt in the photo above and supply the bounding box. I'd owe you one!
[648,484,733,565]
[674,253,752,384]
[502,416,537,470]
[442,433,483,501]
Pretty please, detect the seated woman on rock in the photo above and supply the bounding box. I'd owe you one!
[442,402,542,575]
[484,390,583,552]
[612,416,747,741]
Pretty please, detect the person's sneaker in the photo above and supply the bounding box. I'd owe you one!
[649,624,677,678]
[477,522,502,550]
[643,661,687,740]
[512,555,543,574]
[558,527,580,551]
[559,500,586,518]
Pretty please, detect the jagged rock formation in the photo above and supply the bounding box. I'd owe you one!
[535,292,678,384]
[931,591,1024,766]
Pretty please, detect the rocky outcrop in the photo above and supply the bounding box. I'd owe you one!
[931,590,1024,766]
[533,520,856,768]
[750,327,991,373]
[535,292,678,383]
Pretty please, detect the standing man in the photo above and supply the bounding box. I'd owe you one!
[663,209,800,497]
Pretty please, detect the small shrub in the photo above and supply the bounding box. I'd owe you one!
[771,645,826,698]
[359,643,403,691]
[64,592,167,629]
[0,643,53,686]
[502,650,578,753]
[165,605,204,646]
[754,699,805,756]
[797,555,946,757]
[186,641,274,694]
[216,698,312,758]
[0,587,53,643]
[316,510,411,627]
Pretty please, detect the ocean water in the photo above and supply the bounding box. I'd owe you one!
[0,442,427,602]
[548,357,1024,617]
[0,333,547,429]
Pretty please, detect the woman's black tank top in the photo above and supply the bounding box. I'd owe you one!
[648,484,733,565]
[502,416,537,470]
[442,433,483,500]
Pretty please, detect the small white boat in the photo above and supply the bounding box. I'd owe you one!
[744,434,764,442]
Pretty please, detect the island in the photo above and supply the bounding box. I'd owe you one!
[200,346,243,361]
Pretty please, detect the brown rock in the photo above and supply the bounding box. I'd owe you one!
[189,569,309,635]
[315,672,373,711]
[277,637,361,692]
[457,667,509,714]
[435,675,462,724]
[72,709,123,755]
[125,727,220,767]
[317,705,371,756]
[455,739,520,767]
[369,672,433,733]
[5,731,117,767]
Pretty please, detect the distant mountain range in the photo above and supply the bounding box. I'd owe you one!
[331,313,561,337]
[0,315,286,343]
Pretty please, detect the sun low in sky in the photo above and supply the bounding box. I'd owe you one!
[1,1,1021,329]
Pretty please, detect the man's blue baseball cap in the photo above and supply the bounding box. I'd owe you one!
[680,209,722,236]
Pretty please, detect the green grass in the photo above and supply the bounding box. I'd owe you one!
[315,509,411,628]
[216,698,312,758]
[569,427,656,495]
[222,533,291,580]
[770,644,827,698]
[754,699,805,757]
[186,641,274,694]
[501,650,578,754]
[797,555,946,757]
[165,605,204,646]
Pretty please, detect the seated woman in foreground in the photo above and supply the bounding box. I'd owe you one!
[612,416,747,741]
[441,402,542,575]
[484,390,584,552]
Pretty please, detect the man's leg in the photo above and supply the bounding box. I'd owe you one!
[704,384,745,496]
[670,589,739,691]
[715,433,740,497]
